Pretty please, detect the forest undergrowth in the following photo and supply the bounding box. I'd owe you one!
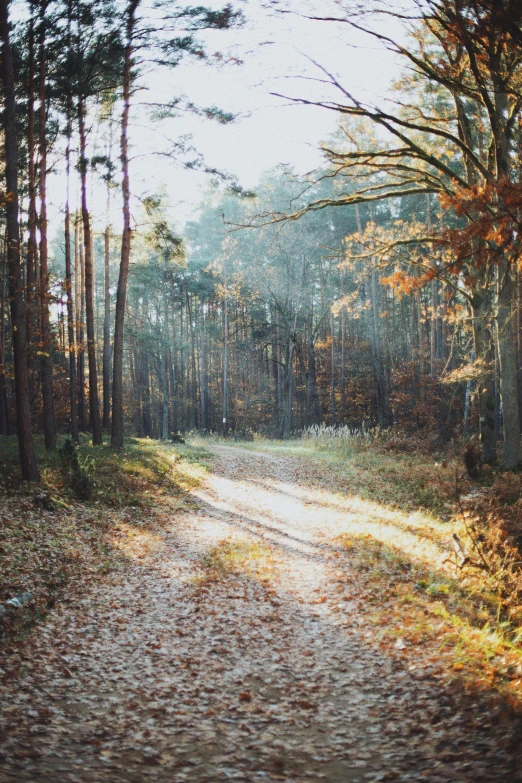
[0,436,211,644]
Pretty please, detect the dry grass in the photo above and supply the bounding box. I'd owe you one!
[334,532,522,706]
[0,436,209,643]
[199,538,276,582]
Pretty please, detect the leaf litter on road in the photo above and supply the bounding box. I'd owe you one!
[1,444,521,782]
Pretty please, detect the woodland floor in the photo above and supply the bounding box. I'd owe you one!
[1,442,522,782]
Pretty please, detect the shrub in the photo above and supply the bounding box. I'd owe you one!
[58,438,93,501]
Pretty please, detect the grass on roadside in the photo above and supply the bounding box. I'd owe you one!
[334,533,522,706]
[0,435,210,644]
[0,434,211,506]
[198,538,276,583]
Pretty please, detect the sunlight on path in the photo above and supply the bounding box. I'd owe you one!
[0,445,519,783]
[194,445,451,576]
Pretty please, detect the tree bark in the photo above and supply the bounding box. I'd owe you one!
[282,337,294,439]
[103,217,111,430]
[158,348,169,440]
[138,347,152,437]
[64,2,78,443]
[64,116,78,442]
[38,0,56,449]
[200,302,208,431]
[306,333,321,427]
[471,294,496,463]
[26,11,37,393]
[222,268,229,435]
[78,223,87,430]
[367,271,387,427]
[330,311,336,426]
[78,95,102,444]
[0,0,40,481]
[112,0,140,449]
[340,305,346,423]
[496,265,520,468]
[0,245,9,435]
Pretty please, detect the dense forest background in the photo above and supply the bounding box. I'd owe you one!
[1,0,522,479]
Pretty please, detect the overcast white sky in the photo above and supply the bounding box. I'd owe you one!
[46,0,405,238]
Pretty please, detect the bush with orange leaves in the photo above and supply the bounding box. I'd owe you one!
[456,472,522,629]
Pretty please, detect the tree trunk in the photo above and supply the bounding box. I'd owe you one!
[200,302,208,431]
[130,345,141,435]
[0,0,40,481]
[223,272,229,435]
[367,271,387,427]
[282,338,294,439]
[471,294,496,463]
[0,246,9,435]
[158,349,169,440]
[187,292,198,429]
[341,306,346,423]
[138,347,152,437]
[112,0,139,450]
[38,0,56,449]
[103,220,111,431]
[63,1,78,443]
[496,265,520,468]
[26,11,37,394]
[330,311,336,426]
[306,335,321,426]
[78,224,87,430]
[430,278,438,376]
[78,96,102,445]
[64,97,78,442]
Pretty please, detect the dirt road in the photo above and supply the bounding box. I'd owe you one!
[0,445,520,782]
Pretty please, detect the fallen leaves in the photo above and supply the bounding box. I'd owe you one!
[0,443,521,782]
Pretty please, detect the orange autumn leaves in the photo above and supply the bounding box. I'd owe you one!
[341,178,522,301]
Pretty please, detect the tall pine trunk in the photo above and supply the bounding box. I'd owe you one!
[496,265,520,468]
[64,124,78,442]
[222,270,229,435]
[78,225,87,429]
[0,249,9,435]
[38,0,56,449]
[330,311,336,426]
[138,346,152,437]
[0,0,40,481]
[200,302,208,431]
[78,96,102,444]
[112,0,140,449]
[103,214,111,430]
[26,11,37,393]
[64,3,78,442]
[471,293,496,463]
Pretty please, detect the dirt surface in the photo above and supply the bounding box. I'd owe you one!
[1,444,521,783]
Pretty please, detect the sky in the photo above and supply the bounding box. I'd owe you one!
[46,0,406,239]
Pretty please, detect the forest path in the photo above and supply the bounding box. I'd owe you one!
[0,443,520,783]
